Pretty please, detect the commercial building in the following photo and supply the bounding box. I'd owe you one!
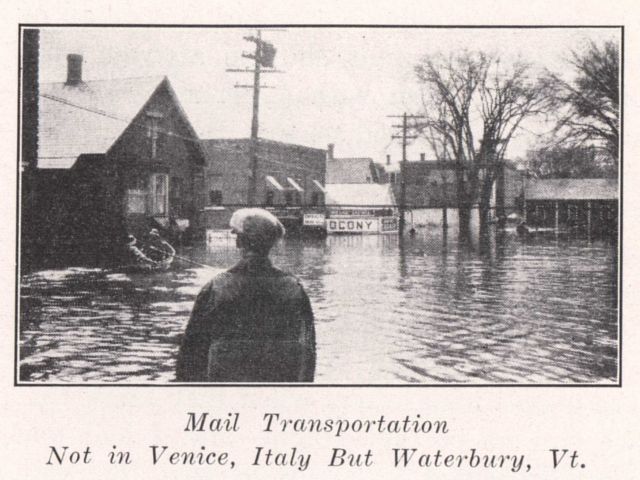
[200,138,327,231]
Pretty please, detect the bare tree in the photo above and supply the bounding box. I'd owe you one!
[415,51,549,233]
[547,40,619,161]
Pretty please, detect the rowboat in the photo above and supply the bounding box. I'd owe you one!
[123,240,175,273]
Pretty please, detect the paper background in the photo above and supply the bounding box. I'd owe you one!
[1,1,637,478]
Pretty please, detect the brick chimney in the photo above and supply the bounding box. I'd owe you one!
[66,54,83,85]
[327,143,334,161]
[420,153,425,161]
[386,154,391,166]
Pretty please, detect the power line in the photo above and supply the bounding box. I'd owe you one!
[40,92,203,146]
[41,92,323,175]
[388,112,425,235]
[41,79,332,187]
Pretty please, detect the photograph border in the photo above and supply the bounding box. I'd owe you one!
[14,23,624,388]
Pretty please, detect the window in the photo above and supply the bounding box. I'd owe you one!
[126,177,147,214]
[390,172,396,184]
[146,111,163,159]
[311,192,320,206]
[209,190,223,206]
[285,191,293,206]
[149,173,168,215]
[170,177,183,216]
[207,173,223,206]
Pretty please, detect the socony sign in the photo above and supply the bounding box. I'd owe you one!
[327,218,379,233]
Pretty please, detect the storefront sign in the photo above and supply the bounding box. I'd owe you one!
[303,213,326,226]
[327,218,380,233]
[206,229,236,246]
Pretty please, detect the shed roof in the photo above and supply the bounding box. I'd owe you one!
[325,183,396,206]
[326,158,375,184]
[38,76,197,169]
[525,178,618,201]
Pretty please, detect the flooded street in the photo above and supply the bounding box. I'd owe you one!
[19,228,618,384]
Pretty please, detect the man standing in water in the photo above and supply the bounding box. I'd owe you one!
[176,208,316,382]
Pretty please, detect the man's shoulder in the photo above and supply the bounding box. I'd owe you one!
[200,264,306,295]
[269,266,306,290]
[201,270,236,291]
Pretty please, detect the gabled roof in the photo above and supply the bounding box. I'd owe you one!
[326,158,376,184]
[38,76,203,169]
[325,183,396,206]
[525,178,618,201]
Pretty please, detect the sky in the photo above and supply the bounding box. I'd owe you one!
[37,27,620,167]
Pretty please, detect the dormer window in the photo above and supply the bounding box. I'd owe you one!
[146,111,164,159]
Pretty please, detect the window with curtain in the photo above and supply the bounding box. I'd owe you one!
[126,177,147,214]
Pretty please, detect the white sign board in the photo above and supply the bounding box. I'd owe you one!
[206,229,236,246]
[379,216,398,233]
[327,218,380,233]
[303,213,326,226]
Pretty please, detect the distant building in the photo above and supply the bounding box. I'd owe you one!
[26,54,205,264]
[325,183,396,211]
[325,143,381,184]
[373,155,524,227]
[200,138,326,230]
[524,178,618,233]
[382,158,522,211]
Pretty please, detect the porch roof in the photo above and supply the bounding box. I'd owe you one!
[525,178,618,201]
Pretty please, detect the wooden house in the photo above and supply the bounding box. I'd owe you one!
[28,54,205,264]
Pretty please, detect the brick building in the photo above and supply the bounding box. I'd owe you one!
[24,54,205,265]
[200,138,326,230]
[382,158,523,211]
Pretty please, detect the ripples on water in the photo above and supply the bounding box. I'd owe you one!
[19,228,618,384]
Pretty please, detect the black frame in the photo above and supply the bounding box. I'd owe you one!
[15,23,624,387]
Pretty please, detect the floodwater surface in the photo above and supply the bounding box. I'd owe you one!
[19,228,618,384]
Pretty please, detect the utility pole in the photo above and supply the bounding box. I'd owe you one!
[227,29,283,205]
[389,113,423,235]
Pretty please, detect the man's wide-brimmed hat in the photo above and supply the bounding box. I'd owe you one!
[230,208,285,251]
[149,228,160,236]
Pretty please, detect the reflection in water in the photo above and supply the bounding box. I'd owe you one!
[19,227,618,384]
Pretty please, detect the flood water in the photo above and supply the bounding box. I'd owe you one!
[19,228,619,384]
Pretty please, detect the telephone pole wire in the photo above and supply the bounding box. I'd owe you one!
[227,29,284,205]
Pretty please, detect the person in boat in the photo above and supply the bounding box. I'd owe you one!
[144,228,175,261]
[126,235,159,268]
[176,208,316,383]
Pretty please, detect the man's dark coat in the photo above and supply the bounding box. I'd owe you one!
[176,256,316,382]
